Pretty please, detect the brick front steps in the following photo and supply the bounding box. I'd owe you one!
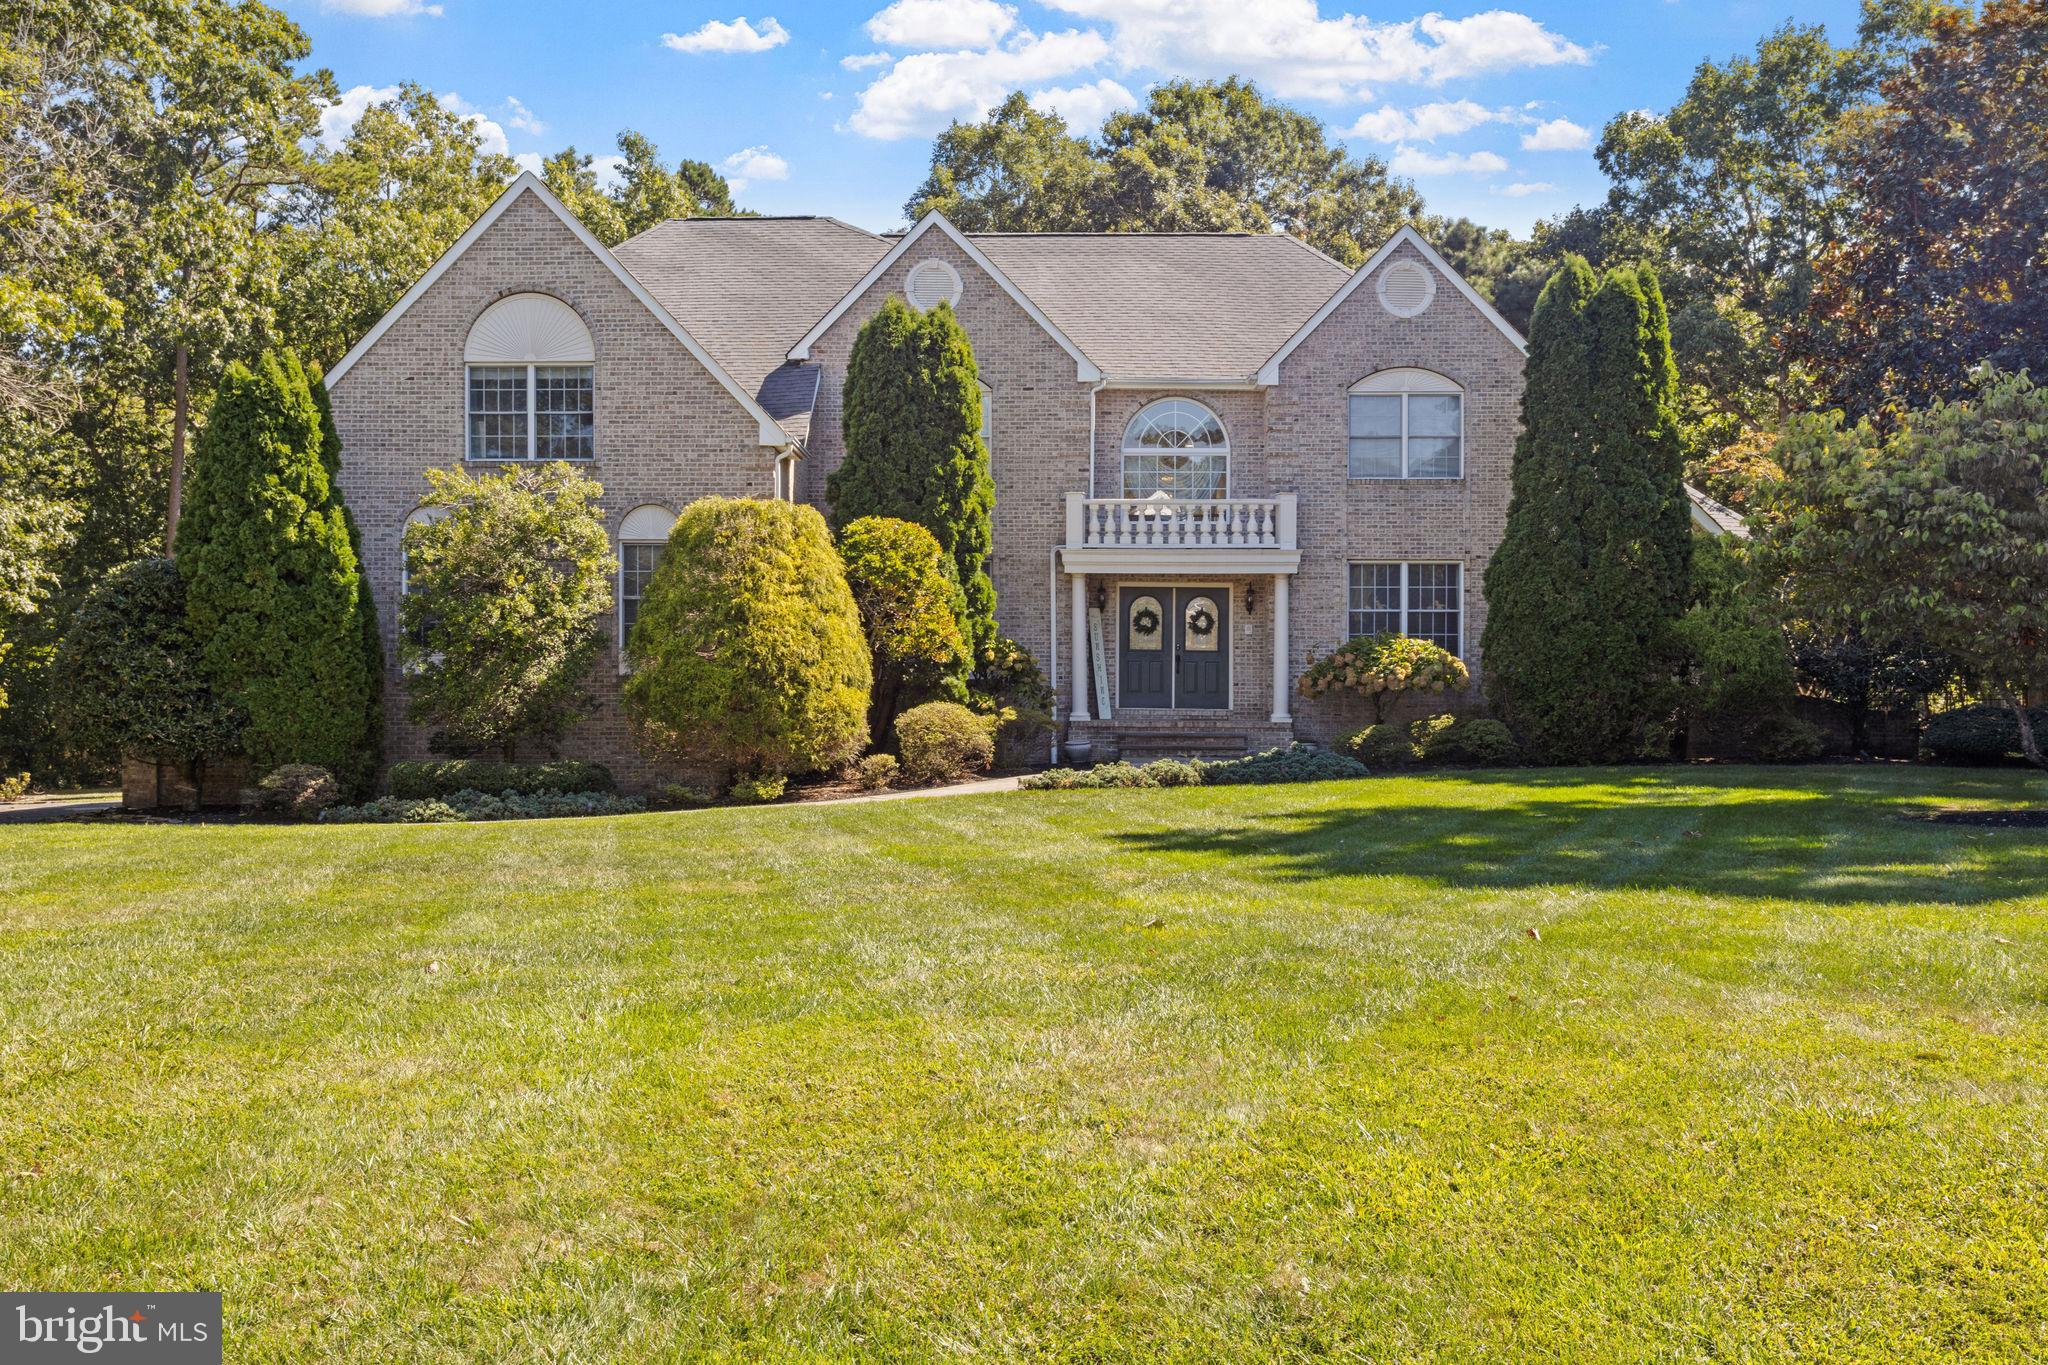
[1063,718,1296,764]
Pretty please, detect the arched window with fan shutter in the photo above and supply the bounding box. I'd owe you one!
[464,293,596,462]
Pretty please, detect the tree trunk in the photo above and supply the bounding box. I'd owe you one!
[165,340,189,555]
[2012,698,2047,772]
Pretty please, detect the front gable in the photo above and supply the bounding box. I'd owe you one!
[328,173,789,447]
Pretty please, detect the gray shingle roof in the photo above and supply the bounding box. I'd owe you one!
[612,217,887,437]
[1685,483,1751,539]
[969,232,1352,380]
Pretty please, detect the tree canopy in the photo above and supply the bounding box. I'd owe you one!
[905,80,1423,267]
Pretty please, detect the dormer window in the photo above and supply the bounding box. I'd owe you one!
[464,293,595,461]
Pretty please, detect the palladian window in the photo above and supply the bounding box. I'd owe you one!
[464,293,596,462]
[1121,398,1228,499]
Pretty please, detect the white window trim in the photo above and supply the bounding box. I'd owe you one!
[1119,397,1231,499]
[465,362,594,463]
[1348,370,1464,481]
[1347,560,1466,658]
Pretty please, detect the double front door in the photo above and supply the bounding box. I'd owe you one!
[1119,586,1229,710]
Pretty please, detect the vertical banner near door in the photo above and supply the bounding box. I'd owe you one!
[1086,606,1112,722]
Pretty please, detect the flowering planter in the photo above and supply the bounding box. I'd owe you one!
[121,755,250,811]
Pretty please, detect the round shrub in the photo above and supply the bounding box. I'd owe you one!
[251,764,342,818]
[1919,703,2046,765]
[1415,715,1522,767]
[1342,722,1420,769]
[625,497,871,779]
[1753,713,1826,764]
[851,752,900,790]
[53,558,243,764]
[1299,634,1470,723]
[895,701,996,784]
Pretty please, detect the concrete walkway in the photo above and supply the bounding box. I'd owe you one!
[809,774,1025,805]
[0,790,122,824]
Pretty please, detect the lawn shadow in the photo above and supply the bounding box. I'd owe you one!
[1108,770,2048,908]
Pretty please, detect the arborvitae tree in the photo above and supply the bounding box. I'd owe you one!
[312,369,385,786]
[175,351,378,789]
[1482,257,1691,762]
[827,296,998,655]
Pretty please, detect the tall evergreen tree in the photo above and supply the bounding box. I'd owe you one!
[828,297,998,655]
[175,350,378,789]
[311,369,385,784]
[1482,257,1691,762]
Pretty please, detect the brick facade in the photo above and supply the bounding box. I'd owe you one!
[329,187,1523,787]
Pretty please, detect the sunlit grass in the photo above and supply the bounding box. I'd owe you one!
[2,765,2045,1361]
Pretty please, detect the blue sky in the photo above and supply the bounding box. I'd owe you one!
[290,0,1866,235]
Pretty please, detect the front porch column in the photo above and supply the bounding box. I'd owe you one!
[1069,572,1092,721]
[1270,572,1292,723]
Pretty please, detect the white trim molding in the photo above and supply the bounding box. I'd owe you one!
[326,172,794,448]
[1256,226,1527,386]
[788,210,1103,383]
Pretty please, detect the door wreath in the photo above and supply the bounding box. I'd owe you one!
[1187,605,1217,638]
[1131,604,1162,636]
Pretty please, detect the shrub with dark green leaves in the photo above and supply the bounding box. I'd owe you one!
[387,759,615,799]
[54,558,243,764]
[973,635,1054,767]
[895,700,996,783]
[1414,715,1522,767]
[1342,722,1420,769]
[176,350,378,790]
[250,764,343,818]
[1919,704,2048,765]
[626,497,870,779]
[1754,713,1826,764]
[322,788,645,823]
[1196,744,1369,786]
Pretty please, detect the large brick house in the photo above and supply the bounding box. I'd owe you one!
[327,171,1534,784]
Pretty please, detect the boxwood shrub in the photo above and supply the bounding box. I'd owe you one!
[1414,715,1522,767]
[387,759,615,799]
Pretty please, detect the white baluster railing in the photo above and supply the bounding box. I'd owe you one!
[1065,494,1296,550]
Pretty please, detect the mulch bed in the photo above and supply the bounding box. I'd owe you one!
[1909,808,2048,828]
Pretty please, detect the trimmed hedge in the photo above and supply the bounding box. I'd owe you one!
[1022,744,1369,791]
[387,759,615,799]
[1919,704,2048,765]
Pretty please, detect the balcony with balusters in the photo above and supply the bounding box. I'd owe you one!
[1059,491,1299,573]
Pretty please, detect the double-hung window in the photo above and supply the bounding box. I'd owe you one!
[1348,369,1463,479]
[1348,561,1463,656]
[463,293,596,462]
[616,505,677,670]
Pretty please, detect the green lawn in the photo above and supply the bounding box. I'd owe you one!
[3,767,2046,1362]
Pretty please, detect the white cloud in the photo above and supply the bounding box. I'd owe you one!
[439,92,511,157]
[866,0,1017,49]
[317,83,399,147]
[841,51,894,69]
[848,29,1110,139]
[662,16,790,54]
[320,0,441,17]
[1028,77,1137,130]
[1520,116,1590,151]
[1388,145,1509,176]
[513,152,544,176]
[721,145,790,192]
[590,154,627,191]
[1032,0,1591,102]
[504,96,545,135]
[1496,180,1554,197]
[1344,98,1496,143]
